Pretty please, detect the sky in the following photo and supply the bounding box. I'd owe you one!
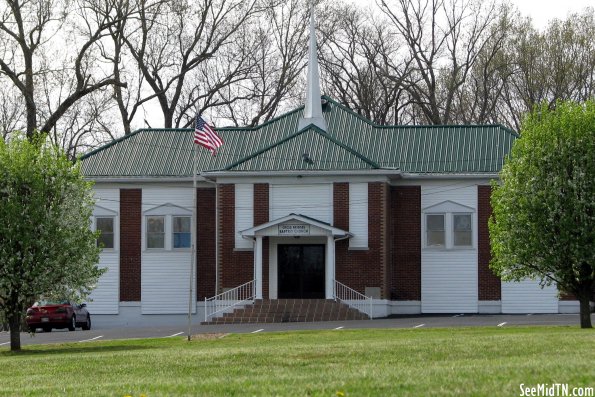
[508,0,594,28]
[140,0,595,129]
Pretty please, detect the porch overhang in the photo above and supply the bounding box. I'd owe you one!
[240,213,352,239]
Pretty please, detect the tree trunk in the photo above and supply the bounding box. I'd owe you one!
[578,286,592,329]
[8,313,21,351]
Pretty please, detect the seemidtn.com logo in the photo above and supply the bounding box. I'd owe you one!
[520,384,594,397]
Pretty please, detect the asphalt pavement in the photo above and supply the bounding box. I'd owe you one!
[0,313,589,348]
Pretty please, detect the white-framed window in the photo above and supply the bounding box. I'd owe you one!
[144,203,192,251]
[96,217,115,249]
[173,216,191,249]
[146,216,165,249]
[423,201,475,250]
[92,204,118,251]
[453,213,472,247]
[426,214,445,247]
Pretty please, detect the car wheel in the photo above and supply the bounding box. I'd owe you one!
[68,316,76,331]
[82,315,91,331]
[42,326,52,332]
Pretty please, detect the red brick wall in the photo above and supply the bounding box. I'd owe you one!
[197,188,216,299]
[218,184,254,292]
[254,184,269,298]
[390,186,421,300]
[119,189,142,301]
[334,182,387,298]
[478,185,501,300]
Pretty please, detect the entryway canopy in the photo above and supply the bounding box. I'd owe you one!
[240,213,352,239]
[240,214,352,300]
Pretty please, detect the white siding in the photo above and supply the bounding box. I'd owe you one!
[421,182,478,313]
[235,184,254,249]
[141,187,196,314]
[87,253,119,314]
[141,252,196,314]
[421,250,477,313]
[502,279,559,313]
[349,183,368,248]
[270,184,332,224]
[88,188,120,314]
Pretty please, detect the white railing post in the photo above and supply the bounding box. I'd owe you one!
[204,279,255,321]
[333,279,374,319]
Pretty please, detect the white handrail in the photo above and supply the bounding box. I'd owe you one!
[333,280,374,319]
[204,280,255,322]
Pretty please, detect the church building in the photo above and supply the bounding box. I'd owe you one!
[81,11,579,326]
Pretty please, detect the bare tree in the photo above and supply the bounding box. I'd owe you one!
[449,3,516,126]
[500,8,595,130]
[320,3,412,125]
[377,0,498,125]
[118,0,265,129]
[0,84,24,139]
[0,0,126,140]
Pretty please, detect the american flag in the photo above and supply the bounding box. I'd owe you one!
[194,115,223,155]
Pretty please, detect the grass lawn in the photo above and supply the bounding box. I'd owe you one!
[0,326,593,396]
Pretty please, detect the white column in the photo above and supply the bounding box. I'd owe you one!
[326,235,335,299]
[254,236,263,300]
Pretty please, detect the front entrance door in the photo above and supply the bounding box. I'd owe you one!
[278,244,325,299]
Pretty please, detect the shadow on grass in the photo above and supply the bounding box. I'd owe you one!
[1,343,156,357]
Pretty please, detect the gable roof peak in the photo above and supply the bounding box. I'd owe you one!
[297,6,327,132]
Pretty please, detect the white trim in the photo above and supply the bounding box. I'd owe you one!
[144,203,192,216]
[235,184,254,249]
[422,200,475,213]
[401,173,499,179]
[422,211,475,250]
[203,170,401,178]
[349,182,368,249]
[241,214,350,238]
[93,216,118,252]
[93,205,118,217]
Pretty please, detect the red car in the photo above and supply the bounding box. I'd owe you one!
[26,300,91,332]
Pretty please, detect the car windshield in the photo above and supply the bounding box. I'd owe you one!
[34,300,69,306]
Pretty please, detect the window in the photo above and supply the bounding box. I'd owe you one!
[426,214,445,247]
[173,216,191,248]
[147,216,165,249]
[96,217,114,249]
[453,214,472,246]
[423,201,474,249]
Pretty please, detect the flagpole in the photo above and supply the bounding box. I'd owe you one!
[188,143,198,341]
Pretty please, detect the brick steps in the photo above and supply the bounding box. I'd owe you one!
[202,299,369,325]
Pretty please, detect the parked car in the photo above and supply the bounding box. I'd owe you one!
[25,300,91,332]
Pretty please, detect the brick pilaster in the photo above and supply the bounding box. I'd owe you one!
[119,189,142,301]
[390,186,421,300]
[197,188,216,299]
[478,185,501,300]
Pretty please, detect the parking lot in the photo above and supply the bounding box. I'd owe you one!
[0,313,588,347]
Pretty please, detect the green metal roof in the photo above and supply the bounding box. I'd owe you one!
[225,125,379,171]
[81,96,517,177]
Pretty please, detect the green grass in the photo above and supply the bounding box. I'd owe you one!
[0,327,593,396]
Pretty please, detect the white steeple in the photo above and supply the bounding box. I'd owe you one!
[297,6,327,132]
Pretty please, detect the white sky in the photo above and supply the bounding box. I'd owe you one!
[508,0,594,28]
[139,0,595,129]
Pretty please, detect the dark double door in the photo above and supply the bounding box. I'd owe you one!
[278,244,325,299]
